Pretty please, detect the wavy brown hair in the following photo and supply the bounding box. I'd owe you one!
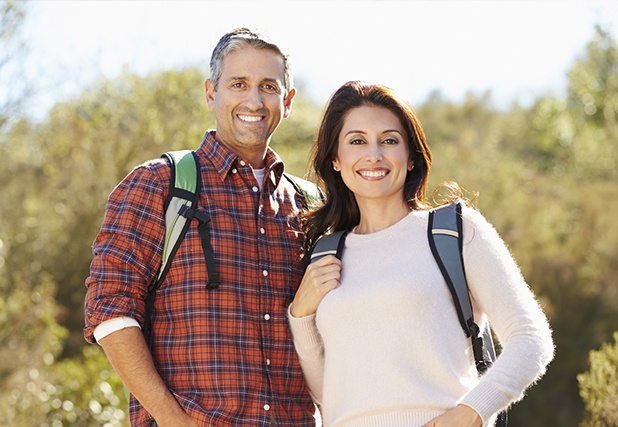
[302,81,438,251]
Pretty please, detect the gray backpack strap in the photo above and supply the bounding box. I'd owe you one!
[428,202,474,335]
[427,203,496,373]
[428,202,507,426]
[310,230,348,263]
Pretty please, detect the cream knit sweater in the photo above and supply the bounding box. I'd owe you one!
[288,206,554,427]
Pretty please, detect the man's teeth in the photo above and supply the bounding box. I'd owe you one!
[239,115,262,122]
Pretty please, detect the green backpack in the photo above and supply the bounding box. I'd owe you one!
[144,150,319,335]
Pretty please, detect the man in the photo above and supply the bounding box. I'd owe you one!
[84,28,316,427]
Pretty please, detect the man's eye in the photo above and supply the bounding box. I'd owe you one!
[262,84,279,92]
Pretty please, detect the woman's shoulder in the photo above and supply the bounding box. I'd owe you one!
[455,201,507,249]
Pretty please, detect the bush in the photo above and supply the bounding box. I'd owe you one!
[578,332,618,426]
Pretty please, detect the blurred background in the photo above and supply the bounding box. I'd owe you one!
[1,1,617,425]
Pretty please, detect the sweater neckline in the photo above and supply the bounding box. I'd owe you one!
[348,210,427,242]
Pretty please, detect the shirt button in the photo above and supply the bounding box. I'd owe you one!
[260,227,265,234]
[266,358,271,365]
[262,270,268,277]
[232,168,238,174]
[264,313,271,320]
[240,160,246,166]
[252,186,259,192]
[264,404,270,411]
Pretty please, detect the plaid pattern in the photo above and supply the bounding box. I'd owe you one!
[85,132,315,426]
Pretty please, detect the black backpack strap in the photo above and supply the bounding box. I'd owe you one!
[177,204,220,289]
[428,202,507,426]
[144,150,220,337]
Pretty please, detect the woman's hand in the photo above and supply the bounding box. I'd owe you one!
[422,404,482,427]
[290,255,342,318]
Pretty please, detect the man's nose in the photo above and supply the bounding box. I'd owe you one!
[244,87,264,109]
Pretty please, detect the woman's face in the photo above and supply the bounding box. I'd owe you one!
[332,105,413,207]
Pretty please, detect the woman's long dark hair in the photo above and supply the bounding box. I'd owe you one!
[302,81,435,252]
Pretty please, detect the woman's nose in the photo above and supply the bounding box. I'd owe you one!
[365,143,383,162]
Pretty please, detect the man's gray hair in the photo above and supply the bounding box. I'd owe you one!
[209,28,293,95]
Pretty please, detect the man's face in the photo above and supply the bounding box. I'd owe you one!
[205,46,295,163]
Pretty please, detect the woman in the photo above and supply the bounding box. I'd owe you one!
[288,81,554,427]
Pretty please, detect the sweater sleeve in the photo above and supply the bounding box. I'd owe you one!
[458,206,555,422]
[287,306,326,404]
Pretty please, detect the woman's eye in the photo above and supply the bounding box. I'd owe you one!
[349,138,365,145]
[383,138,399,145]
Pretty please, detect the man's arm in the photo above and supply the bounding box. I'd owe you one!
[98,327,198,427]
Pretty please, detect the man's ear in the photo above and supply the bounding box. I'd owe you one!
[205,79,215,110]
[282,88,296,118]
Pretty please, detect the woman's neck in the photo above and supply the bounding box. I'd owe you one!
[354,199,412,235]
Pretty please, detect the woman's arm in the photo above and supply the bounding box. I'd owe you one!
[287,310,326,404]
[458,206,555,421]
[287,254,341,403]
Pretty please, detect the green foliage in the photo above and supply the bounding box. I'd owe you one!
[0,275,69,426]
[578,332,618,426]
[47,346,129,426]
[417,25,618,426]
[2,67,214,356]
[567,25,618,128]
[269,82,322,177]
[2,343,128,427]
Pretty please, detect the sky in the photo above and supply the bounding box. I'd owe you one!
[19,0,618,118]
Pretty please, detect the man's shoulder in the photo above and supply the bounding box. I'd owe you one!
[114,156,172,194]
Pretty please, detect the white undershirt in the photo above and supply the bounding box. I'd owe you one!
[93,317,140,342]
[253,167,265,190]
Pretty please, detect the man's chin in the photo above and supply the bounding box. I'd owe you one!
[235,131,272,148]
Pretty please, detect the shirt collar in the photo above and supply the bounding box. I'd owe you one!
[197,131,285,182]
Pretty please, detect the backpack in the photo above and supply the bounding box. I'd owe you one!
[144,149,319,336]
[309,202,508,426]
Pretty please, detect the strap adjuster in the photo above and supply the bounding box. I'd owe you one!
[179,205,211,224]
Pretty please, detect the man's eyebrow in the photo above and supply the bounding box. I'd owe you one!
[262,77,282,86]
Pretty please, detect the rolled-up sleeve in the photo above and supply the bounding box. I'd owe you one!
[84,161,167,343]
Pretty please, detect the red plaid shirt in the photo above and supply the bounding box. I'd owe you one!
[84,132,315,426]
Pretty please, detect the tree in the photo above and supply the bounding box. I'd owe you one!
[0,2,71,424]
[416,25,618,427]
[0,0,30,131]
[578,332,618,426]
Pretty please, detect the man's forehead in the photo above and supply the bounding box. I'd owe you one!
[220,47,285,78]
